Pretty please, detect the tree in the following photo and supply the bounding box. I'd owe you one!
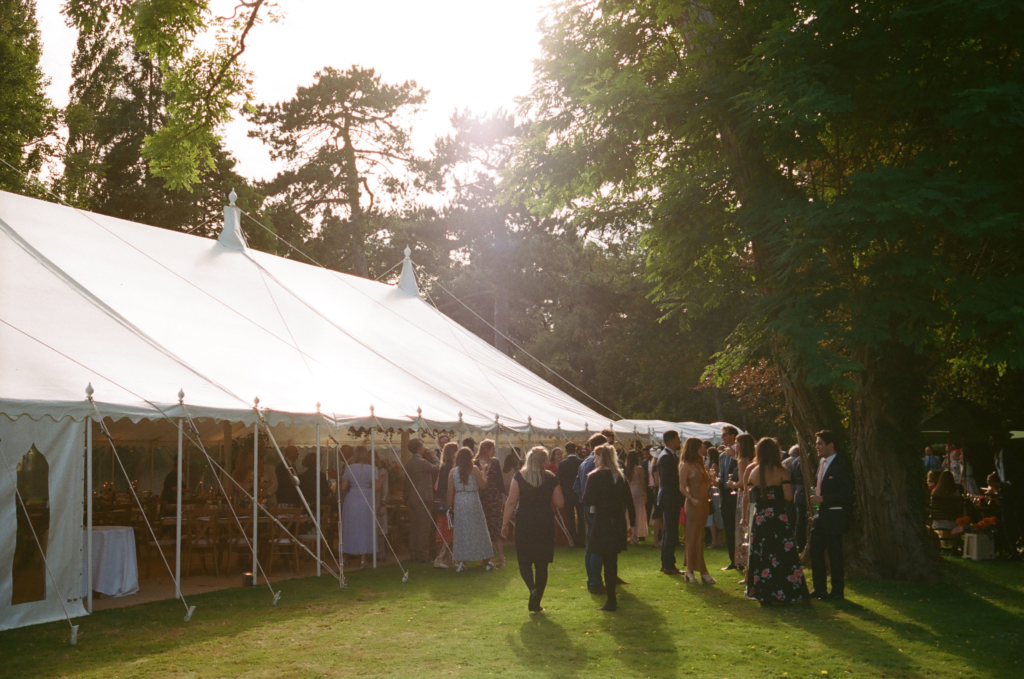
[249,66,428,277]
[59,14,267,243]
[513,0,1024,579]
[0,0,56,195]
[63,0,274,190]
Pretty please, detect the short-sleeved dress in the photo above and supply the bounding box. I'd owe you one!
[476,457,505,540]
[513,471,558,565]
[452,469,494,562]
[341,463,376,555]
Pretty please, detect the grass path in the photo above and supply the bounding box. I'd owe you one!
[1,546,1021,678]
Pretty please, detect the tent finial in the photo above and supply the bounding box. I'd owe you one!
[85,383,94,401]
[417,406,422,418]
[219,190,246,250]
[253,396,260,407]
[398,246,419,295]
[316,401,321,412]
[228,188,237,206]
[178,389,185,404]
[370,404,375,416]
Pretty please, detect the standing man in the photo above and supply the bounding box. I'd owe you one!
[575,433,608,593]
[809,430,852,601]
[558,441,585,546]
[783,444,808,551]
[718,426,739,570]
[405,438,439,563]
[657,430,683,575]
[275,445,302,506]
[991,432,1022,559]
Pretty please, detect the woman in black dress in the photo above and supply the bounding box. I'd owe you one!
[502,446,564,612]
[745,437,811,606]
[582,444,636,612]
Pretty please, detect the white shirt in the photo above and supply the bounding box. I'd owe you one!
[816,454,837,496]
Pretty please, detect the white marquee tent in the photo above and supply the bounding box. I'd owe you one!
[0,189,738,633]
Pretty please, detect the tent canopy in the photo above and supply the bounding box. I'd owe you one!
[1,191,633,440]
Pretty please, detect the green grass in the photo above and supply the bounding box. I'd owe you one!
[1,546,1021,678]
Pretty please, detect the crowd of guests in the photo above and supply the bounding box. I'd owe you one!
[924,435,1023,560]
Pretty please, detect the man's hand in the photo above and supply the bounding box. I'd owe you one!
[810,494,823,505]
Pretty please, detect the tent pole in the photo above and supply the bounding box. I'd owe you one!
[371,424,377,569]
[175,419,183,599]
[316,423,321,577]
[336,445,343,576]
[86,416,93,614]
[252,420,259,586]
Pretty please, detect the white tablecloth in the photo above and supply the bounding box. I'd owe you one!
[82,526,140,597]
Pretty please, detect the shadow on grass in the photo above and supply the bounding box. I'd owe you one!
[507,615,589,678]
[603,590,679,678]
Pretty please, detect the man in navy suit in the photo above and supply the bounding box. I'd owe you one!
[809,429,852,601]
[656,430,683,574]
[717,426,739,570]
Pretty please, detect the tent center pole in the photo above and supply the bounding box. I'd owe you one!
[175,419,183,599]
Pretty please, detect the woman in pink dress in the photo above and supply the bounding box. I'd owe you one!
[625,450,648,542]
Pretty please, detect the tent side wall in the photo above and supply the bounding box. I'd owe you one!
[0,415,87,630]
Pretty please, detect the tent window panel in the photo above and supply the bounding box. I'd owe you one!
[12,445,50,605]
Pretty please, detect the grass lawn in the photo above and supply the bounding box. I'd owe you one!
[1,545,1021,678]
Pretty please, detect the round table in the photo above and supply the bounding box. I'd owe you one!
[82,526,139,597]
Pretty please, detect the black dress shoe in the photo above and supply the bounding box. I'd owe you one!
[808,590,825,599]
[660,567,683,575]
[721,563,737,571]
[823,592,845,601]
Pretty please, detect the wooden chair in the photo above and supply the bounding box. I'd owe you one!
[928,495,965,553]
[267,508,301,576]
[185,509,220,577]
[223,513,255,576]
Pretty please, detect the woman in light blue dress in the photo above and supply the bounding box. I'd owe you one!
[447,447,494,571]
[341,447,376,568]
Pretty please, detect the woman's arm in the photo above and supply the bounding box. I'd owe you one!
[501,479,520,538]
[781,466,794,502]
[474,466,488,490]
[679,463,694,503]
[551,483,565,509]
[447,468,455,508]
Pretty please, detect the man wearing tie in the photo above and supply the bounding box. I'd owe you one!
[717,426,739,570]
[809,430,852,601]
[656,430,683,574]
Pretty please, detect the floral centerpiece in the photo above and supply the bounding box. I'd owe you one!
[952,516,998,536]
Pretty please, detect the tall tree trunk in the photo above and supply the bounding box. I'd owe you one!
[845,343,938,579]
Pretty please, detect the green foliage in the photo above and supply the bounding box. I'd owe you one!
[0,0,57,195]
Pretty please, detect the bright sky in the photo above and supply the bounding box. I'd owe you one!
[34,0,551,183]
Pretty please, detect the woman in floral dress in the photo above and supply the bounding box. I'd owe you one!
[447,447,493,571]
[745,437,811,606]
[475,439,507,567]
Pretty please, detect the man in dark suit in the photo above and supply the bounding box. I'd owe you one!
[657,430,683,574]
[405,438,439,562]
[557,441,585,546]
[275,445,302,505]
[717,425,739,570]
[809,429,853,601]
[991,432,1023,559]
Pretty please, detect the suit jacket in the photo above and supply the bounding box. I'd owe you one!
[275,461,301,505]
[784,455,806,505]
[656,447,681,508]
[815,455,853,535]
[405,454,439,507]
[582,469,636,555]
[298,467,331,509]
[557,455,583,502]
[718,453,738,508]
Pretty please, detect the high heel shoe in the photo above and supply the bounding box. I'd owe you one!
[684,571,698,583]
[701,573,717,585]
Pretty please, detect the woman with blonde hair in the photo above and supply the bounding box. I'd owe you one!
[679,437,715,584]
[475,439,507,567]
[502,446,564,612]
[582,444,635,611]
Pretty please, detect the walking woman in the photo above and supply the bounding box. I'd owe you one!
[582,444,636,612]
[502,447,564,612]
[679,437,716,584]
[476,440,507,568]
[625,450,648,543]
[745,437,811,606]
[447,447,493,571]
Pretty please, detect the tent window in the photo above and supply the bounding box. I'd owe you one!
[12,445,49,605]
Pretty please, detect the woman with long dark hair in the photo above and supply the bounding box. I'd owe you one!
[502,447,564,612]
[582,444,636,612]
[476,440,507,568]
[433,441,458,569]
[734,433,756,574]
[679,437,715,584]
[745,437,811,606]
[447,447,493,571]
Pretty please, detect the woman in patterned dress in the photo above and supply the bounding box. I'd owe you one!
[745,437,811,606]
[475,439,507,567]
[446,447,494,571]
[625,450,648,542]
